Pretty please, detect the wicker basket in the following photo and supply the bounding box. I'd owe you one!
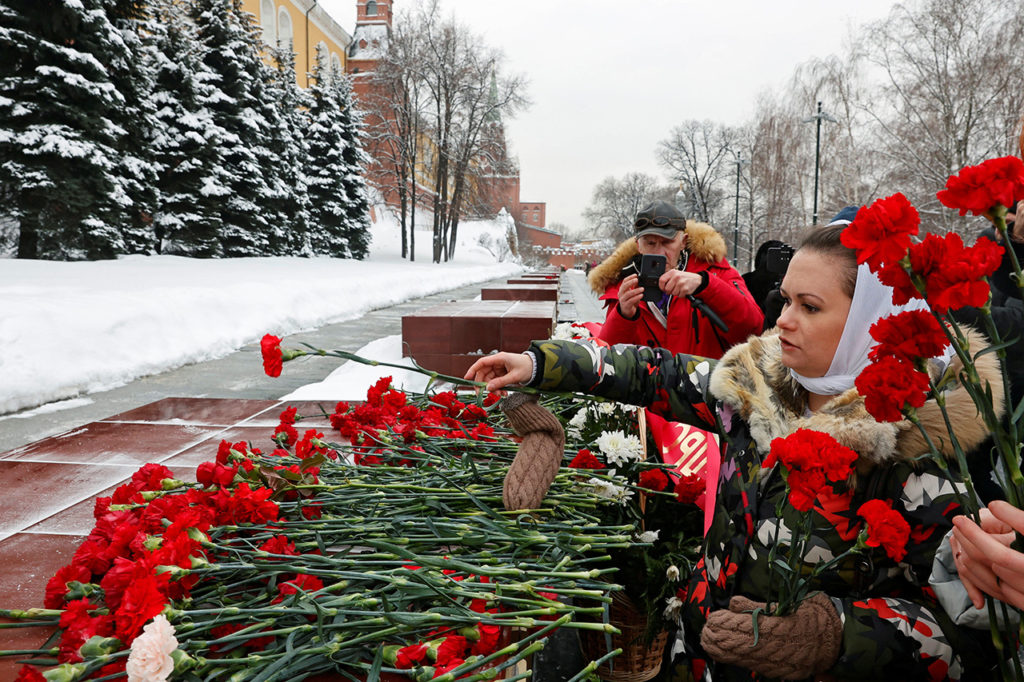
[581,591,669,682]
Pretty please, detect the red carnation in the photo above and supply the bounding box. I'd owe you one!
[855,356,930,423]
[114,572,170,643]
[840,193,920,272]
[15,666,47,682]
[638,468,671,493]
[435,635,468,665]
[261,334,284,377]
[569,448,603,469]
[868,310,948,364]
[472,623,502,655]
[44,563,92,609]
[936,156,1024,217]
[674,473,706,505]
[396,643,429,668]
[857,499,911,562]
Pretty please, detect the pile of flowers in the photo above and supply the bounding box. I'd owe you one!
[3,380,637,682]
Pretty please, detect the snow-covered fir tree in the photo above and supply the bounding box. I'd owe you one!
[190,0,274,257]
[305,47,354,257]
[334,70,371,259]
[101,0,160,255]
[266,45,311,255]
[0,0,135,259]
[147,0,227,256]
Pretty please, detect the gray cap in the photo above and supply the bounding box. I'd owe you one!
[634,200,687,239]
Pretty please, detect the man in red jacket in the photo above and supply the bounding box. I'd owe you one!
[587,200,763,358]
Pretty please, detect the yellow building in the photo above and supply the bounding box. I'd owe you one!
[239,0,351,88]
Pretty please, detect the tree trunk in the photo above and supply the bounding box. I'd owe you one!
[16,215,37,259]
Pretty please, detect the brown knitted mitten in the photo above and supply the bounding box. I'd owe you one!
[700,593,842,680]
[500,393,565,511]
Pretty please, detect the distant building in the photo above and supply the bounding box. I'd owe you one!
[240,0,351,88]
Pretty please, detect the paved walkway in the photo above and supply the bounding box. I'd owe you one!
[0,267,605,679]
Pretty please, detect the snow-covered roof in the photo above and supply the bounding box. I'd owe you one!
[348,23,389,59]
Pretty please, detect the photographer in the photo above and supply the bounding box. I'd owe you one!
[587,200,763,358]
[742,239,792,329]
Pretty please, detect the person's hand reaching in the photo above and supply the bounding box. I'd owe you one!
[464,352,533,393]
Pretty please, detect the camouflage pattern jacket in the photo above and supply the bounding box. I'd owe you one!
[527,331,1002,681]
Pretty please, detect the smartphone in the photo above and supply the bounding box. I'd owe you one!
[638,254,667,302]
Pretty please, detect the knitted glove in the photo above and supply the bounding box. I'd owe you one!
[700,593,842,680]
[500,392,565,511]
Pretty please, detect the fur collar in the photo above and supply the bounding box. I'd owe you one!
[587,220,728,294]
[707,328,1004,470]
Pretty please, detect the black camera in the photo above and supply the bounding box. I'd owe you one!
[765,245,794,278]
[638,254,667,302]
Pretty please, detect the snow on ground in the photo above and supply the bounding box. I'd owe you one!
[0,209,523,415]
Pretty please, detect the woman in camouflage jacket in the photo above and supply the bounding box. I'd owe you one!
[466,225,1001,680]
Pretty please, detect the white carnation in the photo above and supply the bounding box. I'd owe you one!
[126,614,178,682]
[666,565,680,581]
[638,530,660,544]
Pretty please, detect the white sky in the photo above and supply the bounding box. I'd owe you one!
[0,214,521,415]
[318,0,900,230]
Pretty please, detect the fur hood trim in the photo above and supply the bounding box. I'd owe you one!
[587,220,728,294]
[707,328,1004,469]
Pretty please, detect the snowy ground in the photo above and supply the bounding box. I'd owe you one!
[0,209,524,415]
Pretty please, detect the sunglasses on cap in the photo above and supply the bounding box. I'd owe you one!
[634,215,686,229]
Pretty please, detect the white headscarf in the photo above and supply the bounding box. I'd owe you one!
[789,219,950,396]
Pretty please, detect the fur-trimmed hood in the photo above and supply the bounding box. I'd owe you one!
[707,328,1004,472]
[587,220,728,294]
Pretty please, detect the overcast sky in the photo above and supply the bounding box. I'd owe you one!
[319,0,900,232]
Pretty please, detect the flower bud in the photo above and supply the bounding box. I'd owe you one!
[666,565,680,581]
[43,663,86,682]
[79,635,122,658]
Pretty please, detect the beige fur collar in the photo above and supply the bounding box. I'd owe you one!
[587,220,728,294]
[707,328,1004,469]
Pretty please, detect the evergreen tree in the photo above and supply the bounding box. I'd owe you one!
[100,0,160,254]
[305,47,353,257]
[190,0,273,256]
[334,71,372,259]
[0,0,134,259]
[147,0,226,256]
[266,45,311,255]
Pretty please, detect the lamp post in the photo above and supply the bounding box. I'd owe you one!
[802,101,838,225]
[733,151,748,266]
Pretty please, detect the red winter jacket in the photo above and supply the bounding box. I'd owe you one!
[587,221,763,359]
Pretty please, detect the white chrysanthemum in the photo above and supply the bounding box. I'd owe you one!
[597,401,617,415]
[638,530,660,544]
[664,595,683,620]
[596,430,645,466]
[587,477,632,505]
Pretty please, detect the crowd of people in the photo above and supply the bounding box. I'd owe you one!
[463,144,1024,679]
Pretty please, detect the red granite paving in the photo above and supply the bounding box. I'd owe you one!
[0,396,323,679]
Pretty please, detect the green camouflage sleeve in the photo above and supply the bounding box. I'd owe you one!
[527,339,720,430]
[829,461,996,679]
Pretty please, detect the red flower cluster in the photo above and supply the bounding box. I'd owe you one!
[856,355,931,423]
[40,436,306,663]
[936,155,1024,217]
[762,429,858,511]
[568,448,603,469]
[868,310,948,364]
[857,499,911,561]
[878,232,1003,314]
[261,334,284,377]
[387,574,506,675]
[330,377,500,465]
[840,193,920,272]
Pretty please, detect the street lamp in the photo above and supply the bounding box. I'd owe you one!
[802,101,838,225]
[733,151,749,266]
